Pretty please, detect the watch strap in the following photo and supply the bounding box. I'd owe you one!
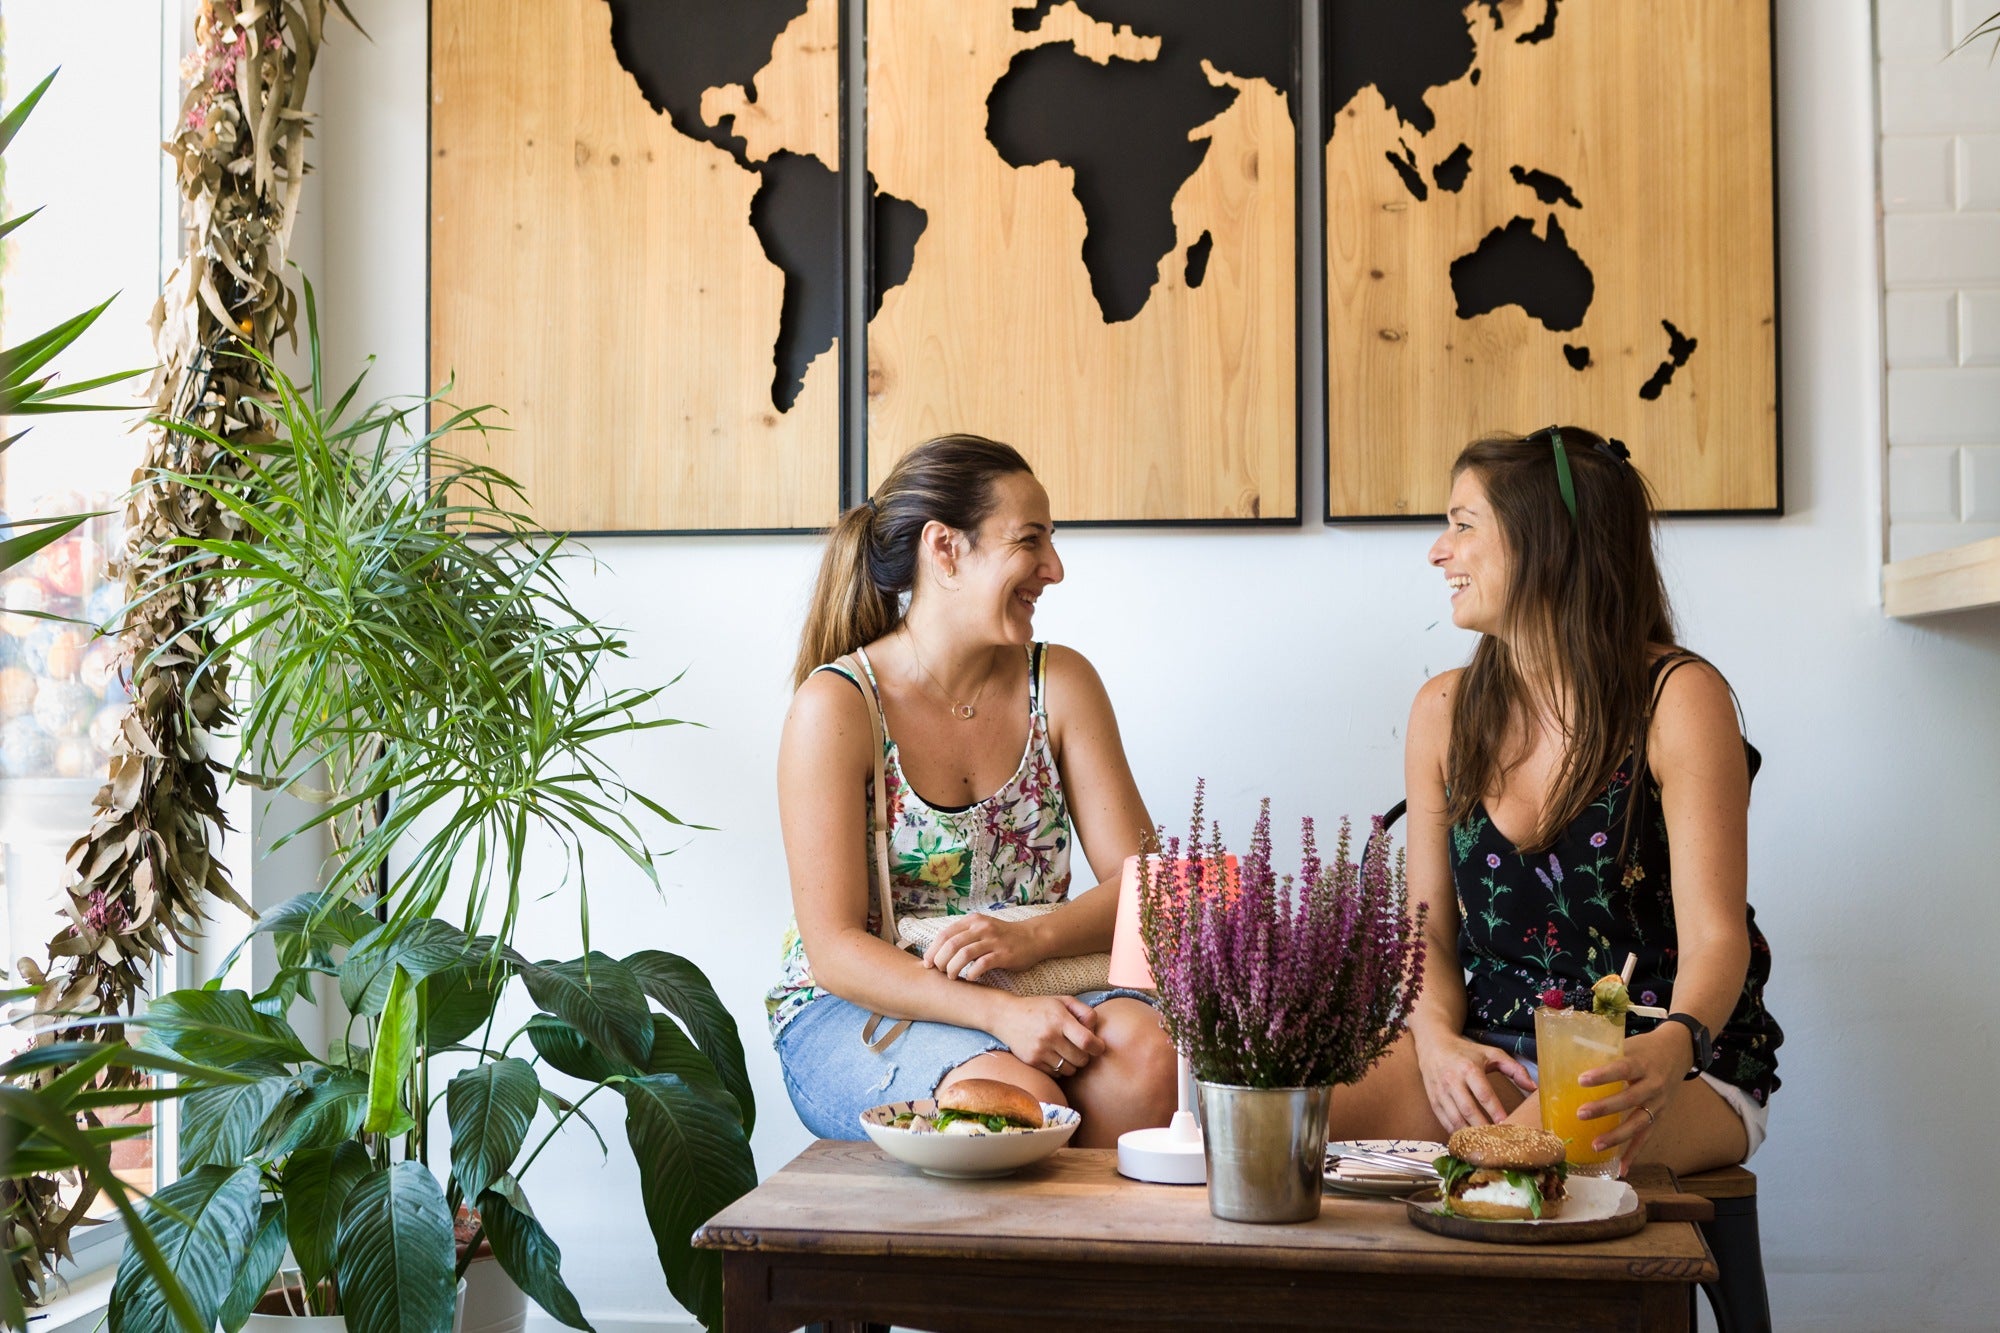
[1662,1012,1713,1079]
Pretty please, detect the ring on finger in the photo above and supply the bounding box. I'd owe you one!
[1637,1104,1657,1127]
[1052,1056,1068,1075]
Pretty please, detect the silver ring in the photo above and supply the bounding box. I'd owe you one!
[1053,1056,1067,1074]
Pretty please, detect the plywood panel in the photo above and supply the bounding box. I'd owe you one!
[431,0,843,533]
[1325,0,1778,518]
[865,0,1298,523]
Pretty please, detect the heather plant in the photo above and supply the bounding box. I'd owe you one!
[1138,783,1427,1089]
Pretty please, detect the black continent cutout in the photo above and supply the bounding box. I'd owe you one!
[1638,320,1697,400]
[1511,165,1581,208]
[1184,230,1214,288]
[1386,140,1428,201]
[1449,214,1595,332]
[1517,0,1562,44]
[604,0,926,412]
[1433,143,1473,192]
[988,0,1292,323]
[1563,343,1591,370]
[1324,0,1478,140]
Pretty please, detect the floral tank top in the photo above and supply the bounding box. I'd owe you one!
[1451,654,1783,1105]
[765,643,1073,1037]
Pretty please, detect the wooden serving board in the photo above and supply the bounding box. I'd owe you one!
[1404,1187,1647,1246]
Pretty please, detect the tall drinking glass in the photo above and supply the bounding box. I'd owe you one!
[1534,1006,1626,1177]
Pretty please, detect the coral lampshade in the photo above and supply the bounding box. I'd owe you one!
[1107,855,1153,989]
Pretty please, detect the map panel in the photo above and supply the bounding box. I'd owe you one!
[431,0,864,532]
[1324,0,1778,518]
[865,0,1300,523]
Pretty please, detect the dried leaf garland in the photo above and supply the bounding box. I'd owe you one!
[4,0,348,1303]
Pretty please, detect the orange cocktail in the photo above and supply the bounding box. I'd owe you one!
[1534,1005,1626,1176]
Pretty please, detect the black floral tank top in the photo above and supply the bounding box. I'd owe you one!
[1451,656,1784,1106]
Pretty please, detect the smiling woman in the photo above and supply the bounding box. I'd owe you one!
[770,435,1177,1150]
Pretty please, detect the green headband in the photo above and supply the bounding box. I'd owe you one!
[1548,427,1578,524]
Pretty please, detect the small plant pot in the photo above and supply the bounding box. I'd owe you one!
[1196,1082,1334,1224]
[459,1256,528,1333]
[245,1279,469,1333]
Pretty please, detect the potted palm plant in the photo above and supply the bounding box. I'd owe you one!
[1139,785,1428,1223]
[111,902,755,1333]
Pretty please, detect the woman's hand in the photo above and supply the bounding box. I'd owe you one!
[1413,1028,1537,1132]
[1576,1025,1694,1161]
[923,912,1047,982]
[987,995,1105,1077]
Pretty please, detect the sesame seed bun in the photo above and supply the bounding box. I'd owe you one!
[935,1078,1044,1128]
[1445,1123,1566,1171]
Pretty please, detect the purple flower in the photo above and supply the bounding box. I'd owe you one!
[1486,853,1502,869]
[1589,831,1608,848]
[1641,990,1657,1006]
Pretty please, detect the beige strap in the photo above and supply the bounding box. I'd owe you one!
[841,651,912,1053]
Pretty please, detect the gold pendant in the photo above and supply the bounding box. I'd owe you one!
[953,704,976,720]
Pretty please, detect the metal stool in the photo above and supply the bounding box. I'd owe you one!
[1679,1166,1770,1333]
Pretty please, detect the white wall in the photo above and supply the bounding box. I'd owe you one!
[296,2,2000,1329]
[1878,0,2000,560]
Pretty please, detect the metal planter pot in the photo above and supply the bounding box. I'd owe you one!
[1196,1081,1333,1223]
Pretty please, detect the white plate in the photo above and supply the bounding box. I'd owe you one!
[860,1098,1081,1178]
[1410,1172,1641,1225]
[1324,1138,1446,1197]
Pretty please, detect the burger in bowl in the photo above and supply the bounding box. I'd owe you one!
[1432,1124,1569,1220]
[889,1078,1044,1135]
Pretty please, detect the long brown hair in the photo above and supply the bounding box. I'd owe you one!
[792,434,1034,688]
[1445,427,1677,851]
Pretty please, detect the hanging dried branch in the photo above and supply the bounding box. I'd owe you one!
[5,0,352,1301]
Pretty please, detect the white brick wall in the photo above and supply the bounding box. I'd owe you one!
[1879,0,2000,559]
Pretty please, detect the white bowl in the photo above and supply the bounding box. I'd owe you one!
[860,1098,1080,1178]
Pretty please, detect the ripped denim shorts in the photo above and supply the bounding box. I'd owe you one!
[774,987,1154,1140]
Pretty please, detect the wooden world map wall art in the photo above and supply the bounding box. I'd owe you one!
[863,0,1302,524]
[1323,0,1779,519]
[431,0,855,533]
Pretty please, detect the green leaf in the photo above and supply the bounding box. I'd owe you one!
[218,1200,289,1333]
[643,1017,741,1124]
[132,990,314,1067]
[222,890,380,976]
[366,966,420,1134]
[109,1164,263,1333]
[525,1014,636,1084]
[265,1073,371,1158]
[180,1068,293,1170]
[422,957,509,1048]
[521,954,652,1071]
[284,1141,372,1296]
[0,70,57,156]
[334,1163,457,1333]
[623,951,755,1135]
[620,1075,757,1333]
[340,919,472,1015]
[0,512,89,573]
[446,1059,539,1202]
[476,1179,591,1331]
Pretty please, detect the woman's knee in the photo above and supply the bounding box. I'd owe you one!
[943,1049,1066,1108]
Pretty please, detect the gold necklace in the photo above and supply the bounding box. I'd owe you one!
[903,629,989,721]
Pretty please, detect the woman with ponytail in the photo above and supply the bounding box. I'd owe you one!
[768,435,1177,1144]
[1329,427,1782,1176]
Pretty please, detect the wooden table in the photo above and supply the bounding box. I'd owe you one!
[694,1142,1718,1332]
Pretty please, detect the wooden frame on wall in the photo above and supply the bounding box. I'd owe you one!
[429,0,848,535]
[1322,0,1781,521]
[861,0,1305,526]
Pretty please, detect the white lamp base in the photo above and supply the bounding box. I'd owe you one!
[1116,1110,1206,1184]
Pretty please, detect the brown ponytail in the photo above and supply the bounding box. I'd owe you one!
[792,434,1033,688]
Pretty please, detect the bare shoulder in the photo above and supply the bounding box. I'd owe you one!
[1040,642,1113,711]
[1647,654,1745,773]
[1408,668,1463,735]
[782,668,874,765]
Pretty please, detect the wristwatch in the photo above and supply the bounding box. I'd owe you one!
[1662,1012,1714,1079]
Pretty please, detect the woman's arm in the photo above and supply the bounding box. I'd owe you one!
[778,672,1105,1069]
[1578,659,1753,1152]
[1403,671,1537,1130]
[923,646,1147,980]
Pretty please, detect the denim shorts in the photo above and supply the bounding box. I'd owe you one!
[775,987,1155,1141]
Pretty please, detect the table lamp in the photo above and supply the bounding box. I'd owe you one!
[1107,854,1207,1184]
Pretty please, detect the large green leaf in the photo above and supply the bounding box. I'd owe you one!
[221,890,380,976]
[445,1058,539,1202]
[283,1141,371,1295]
[108,1164,263,1333]
[131,990,314,1067]
[643,1017,741,1125]
[340,919,473,1015]
[218,1199,289,1333]
[623,951,755,1135]
[476,1179,591,1332]
[620,1075,757,1333]
[521,954,652,1070]
[366,966,419,1135]
[179,1068,293,1170]
[524,1014,636,1084]
[422,957,509,1048]
[334,1163,457,1333]
[265,1072,371,1158]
